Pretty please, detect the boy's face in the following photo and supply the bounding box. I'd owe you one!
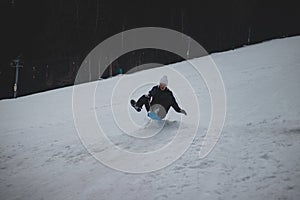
[159,83,167,91]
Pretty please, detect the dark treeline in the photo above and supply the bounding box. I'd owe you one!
[0,0,299,99]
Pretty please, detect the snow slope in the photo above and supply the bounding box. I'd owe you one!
[1,36,300,200]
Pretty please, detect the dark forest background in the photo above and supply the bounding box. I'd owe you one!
[0,0,299,99]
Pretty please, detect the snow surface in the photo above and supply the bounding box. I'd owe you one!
[1,36,300,200]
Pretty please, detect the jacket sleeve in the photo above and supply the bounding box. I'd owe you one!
[171,92,182,113]
[147,86,158,98]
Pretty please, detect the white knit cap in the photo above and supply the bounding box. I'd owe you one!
[159,75,168,86]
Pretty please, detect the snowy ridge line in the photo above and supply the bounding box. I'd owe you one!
[1,35,298,102]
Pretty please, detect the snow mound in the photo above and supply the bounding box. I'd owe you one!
[1,36,300,200]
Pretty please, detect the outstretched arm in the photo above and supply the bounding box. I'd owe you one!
[171,96,182,113]
[171,94,187,115]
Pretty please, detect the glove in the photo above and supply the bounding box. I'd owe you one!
[180,109,187,116]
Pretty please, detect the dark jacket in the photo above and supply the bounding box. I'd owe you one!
[148,85,181,113]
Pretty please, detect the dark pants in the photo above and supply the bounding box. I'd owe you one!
[136,95,151,111]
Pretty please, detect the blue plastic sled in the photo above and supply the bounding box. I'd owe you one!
[147,111,162,120]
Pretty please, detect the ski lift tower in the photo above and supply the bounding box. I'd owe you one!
[10,56,23,98]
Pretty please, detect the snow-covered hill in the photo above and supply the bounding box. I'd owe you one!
[1,36,300,200]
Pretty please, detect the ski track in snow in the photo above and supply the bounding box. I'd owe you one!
[1,36,300,200]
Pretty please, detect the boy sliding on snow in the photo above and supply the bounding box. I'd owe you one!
[130,75,187,119]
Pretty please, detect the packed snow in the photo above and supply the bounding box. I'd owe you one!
[1,36,300,200]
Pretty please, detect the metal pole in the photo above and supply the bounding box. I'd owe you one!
[13,59,19,98]
[247,27,251,45]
